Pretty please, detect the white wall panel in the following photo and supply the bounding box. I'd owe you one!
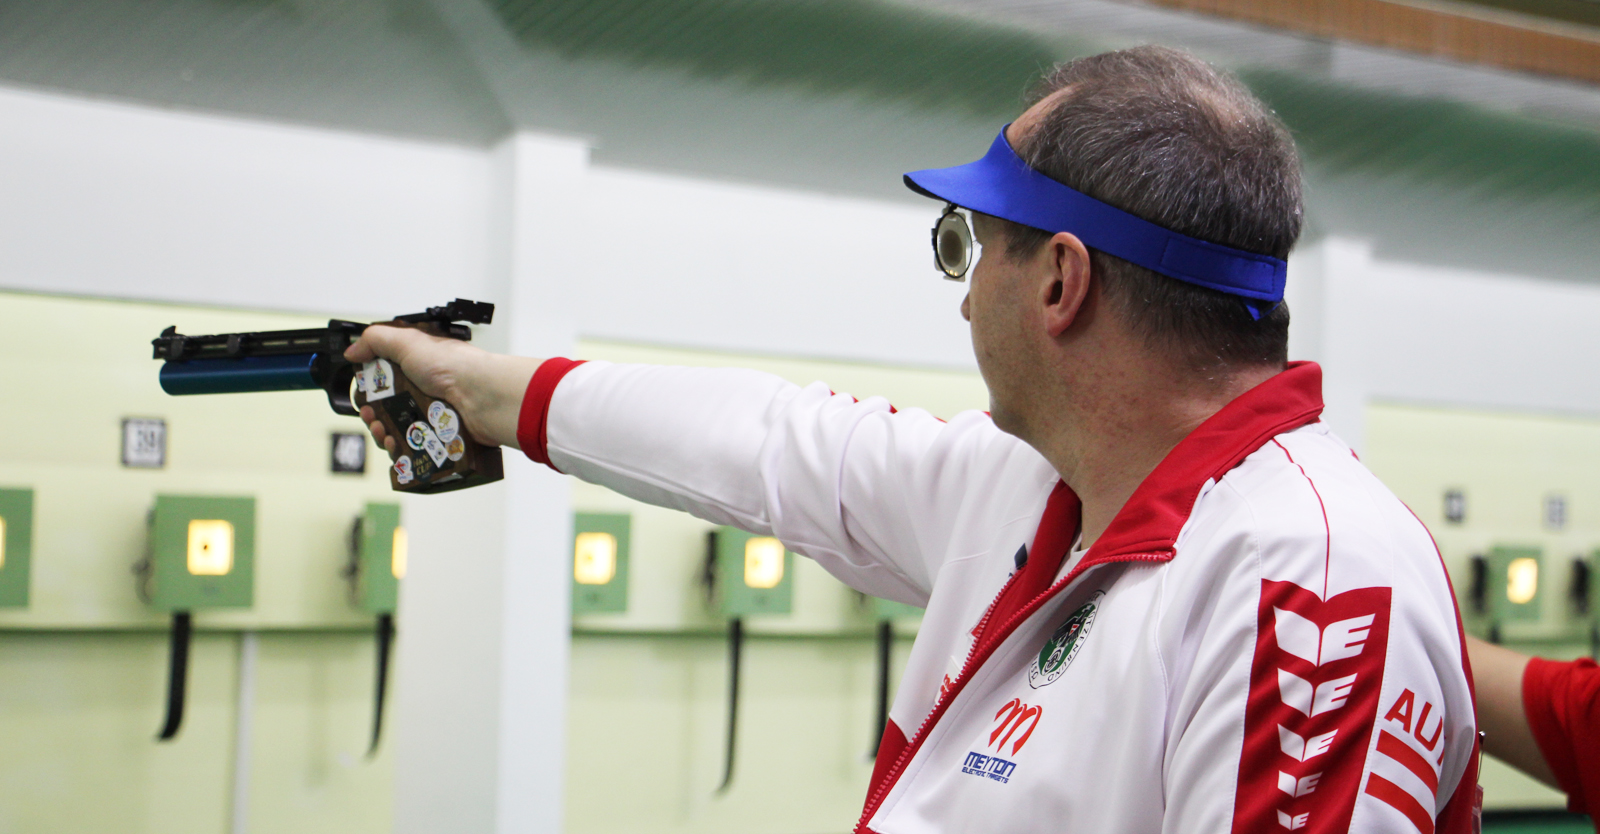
[575,165,978,370]
[0,85,493,318]
[1362,257,1600,415]
[1289,236,1600,452]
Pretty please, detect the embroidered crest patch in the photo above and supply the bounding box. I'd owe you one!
[1028,591,1103,688]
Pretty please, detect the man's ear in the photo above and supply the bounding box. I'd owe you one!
[1042,232,1092,337]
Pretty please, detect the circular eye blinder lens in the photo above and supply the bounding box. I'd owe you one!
[933,211,973,280]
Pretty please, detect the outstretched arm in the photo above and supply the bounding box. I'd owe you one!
[1465,635,1559,788]
[344,324,1017,603]
[344,324,543,453]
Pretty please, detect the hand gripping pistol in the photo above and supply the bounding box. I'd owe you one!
[152,299,502,494]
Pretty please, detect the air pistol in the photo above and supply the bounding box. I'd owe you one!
[152,299,501,493]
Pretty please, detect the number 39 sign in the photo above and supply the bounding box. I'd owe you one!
[122,417,167,468]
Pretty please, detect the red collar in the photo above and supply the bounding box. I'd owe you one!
[974,362,1326,649]
[858,363,1325,831]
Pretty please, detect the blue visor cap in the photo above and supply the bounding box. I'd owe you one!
[904,129,1287,316]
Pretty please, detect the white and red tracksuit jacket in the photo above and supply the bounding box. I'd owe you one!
[517,359,1479,834]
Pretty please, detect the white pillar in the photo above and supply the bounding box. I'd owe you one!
[493,132,586,834]
[1287,236,1375,453]
[391,131,587,834]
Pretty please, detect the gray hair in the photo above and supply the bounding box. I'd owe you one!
[1001,46,1303,370]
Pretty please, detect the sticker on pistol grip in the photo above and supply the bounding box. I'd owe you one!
[412,451,435,482]
[405,420,449,467]
[422,433,448,467]
[393,455,413,485]
[363,359,396,401]
[446,436,465,461]
[427,401,461,444]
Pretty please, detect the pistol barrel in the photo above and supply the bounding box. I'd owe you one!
[158,354,323,395]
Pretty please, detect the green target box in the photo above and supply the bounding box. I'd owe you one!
[713,526,793,617]
[572,513,631,614]
[351,502,403,614]
[1487,545,1544,623]
[148,495,255,611]
[0,488,34,608]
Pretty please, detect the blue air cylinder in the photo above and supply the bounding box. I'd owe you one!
[159,354,323,396]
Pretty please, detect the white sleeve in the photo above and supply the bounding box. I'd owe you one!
[541,360,1023,604]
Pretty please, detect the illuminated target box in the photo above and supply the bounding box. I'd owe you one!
[713,526,793,617]
[1487,545,1543,624]
[147,495,255,610]
[572,513,631,614]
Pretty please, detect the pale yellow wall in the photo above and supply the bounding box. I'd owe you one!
[1364,401,1600,811]
[0,630,392,834]
[5,291,1590,832]
[0,292,395,834]
[566,633,912,834]
[1364,401,1600,646]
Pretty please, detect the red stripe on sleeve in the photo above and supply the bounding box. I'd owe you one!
[1377,730,1440,793]
[1231,580,1393,834]
[517,357,585,471]
[1364,772,1435,834]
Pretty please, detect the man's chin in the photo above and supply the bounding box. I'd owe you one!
[988,403,1025,438]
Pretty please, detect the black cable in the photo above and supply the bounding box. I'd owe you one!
[716,617,743,794]
[368,612,395,756]
[157,611,192,741]
[872,619,893,758]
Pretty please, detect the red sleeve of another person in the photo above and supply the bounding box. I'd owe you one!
[1523,657,1600,817]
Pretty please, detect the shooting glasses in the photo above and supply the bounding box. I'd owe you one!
[906,128,1288,318]
[933,206,982,282]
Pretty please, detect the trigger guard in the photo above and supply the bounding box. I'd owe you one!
[324,362,360,416]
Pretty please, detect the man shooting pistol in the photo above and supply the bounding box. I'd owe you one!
[151,298,502,494]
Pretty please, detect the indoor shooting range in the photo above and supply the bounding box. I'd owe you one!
[1,1,1598,833]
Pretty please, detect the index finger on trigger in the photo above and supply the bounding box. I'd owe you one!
[344,324,401,363]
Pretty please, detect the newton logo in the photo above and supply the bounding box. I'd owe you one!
[988,698,1043,756]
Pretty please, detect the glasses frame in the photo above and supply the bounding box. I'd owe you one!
[930,204,982,282]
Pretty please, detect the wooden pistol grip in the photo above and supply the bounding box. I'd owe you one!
[351,322,504,494]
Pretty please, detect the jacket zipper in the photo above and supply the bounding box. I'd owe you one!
[853,551,1171,834]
